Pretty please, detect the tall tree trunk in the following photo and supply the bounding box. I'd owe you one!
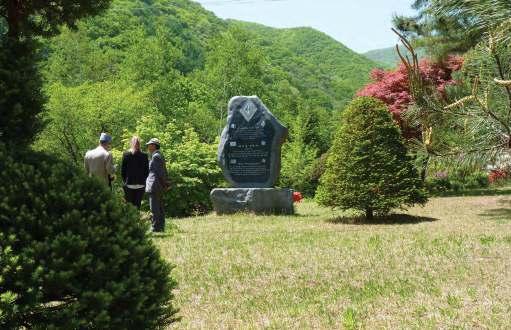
[7,0,22,38]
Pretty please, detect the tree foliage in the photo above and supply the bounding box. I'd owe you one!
[433,34,511,164]
[234,21,375,110]
[127,114,223,217]
[394,0,511,58]
[35,81,157,166]
[0,38,44,147]
[316,97,427,219]
[0,0,111,38]
[0,146,178,328]
[1,1,179,328]
[34,0,380,197]
[0,0,112,147]
[357,56,462,128]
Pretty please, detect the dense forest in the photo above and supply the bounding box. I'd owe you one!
[32,0,378,213]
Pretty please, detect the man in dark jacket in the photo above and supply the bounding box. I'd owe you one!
[145,138,169,233]
[121,136,149,209]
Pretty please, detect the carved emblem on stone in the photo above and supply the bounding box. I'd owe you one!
[217,96,288,188]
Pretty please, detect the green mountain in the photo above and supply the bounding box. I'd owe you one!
[363,45,426,67]
[43,0,377,110]
[233,21,377,109]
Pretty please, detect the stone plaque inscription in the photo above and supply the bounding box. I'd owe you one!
[218,96,288,188]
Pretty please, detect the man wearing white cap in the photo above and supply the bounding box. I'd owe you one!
[84,133,116,187]
[145,138,169,233]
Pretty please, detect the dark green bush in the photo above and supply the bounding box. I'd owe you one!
[316,97,428,219]
[129,116,223,217]
[426,170,489,194]
[0,146,178,329]
[164,129,224,217]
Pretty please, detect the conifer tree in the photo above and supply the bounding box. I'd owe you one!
[316,97,427,219]
[394,0,511,58]
[0,147,178,328]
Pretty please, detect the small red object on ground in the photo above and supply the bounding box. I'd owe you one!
[293,191,303,203]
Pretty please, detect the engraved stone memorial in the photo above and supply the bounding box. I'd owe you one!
[210,96,294,215]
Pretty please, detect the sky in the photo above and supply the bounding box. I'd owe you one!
[195,0,416,53]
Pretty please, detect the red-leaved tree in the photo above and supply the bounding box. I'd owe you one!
[357,56,463,130]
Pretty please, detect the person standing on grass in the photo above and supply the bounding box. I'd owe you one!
[145,138,169,233]
[121,136,149,209]
[84,133,116,188]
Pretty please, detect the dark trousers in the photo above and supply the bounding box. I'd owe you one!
[124,187,145,209]
[149,192,165,232]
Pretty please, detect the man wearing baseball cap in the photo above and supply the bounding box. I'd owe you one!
[145,138,170,233]
[84,133,116,187]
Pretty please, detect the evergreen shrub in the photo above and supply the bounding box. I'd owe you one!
[0,145,178,329]
[316,97,428,219]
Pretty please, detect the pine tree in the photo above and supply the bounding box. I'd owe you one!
[316,97,427,219]
[394,0,511,58]
[0,146,178,328]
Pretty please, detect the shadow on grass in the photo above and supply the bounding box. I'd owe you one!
[433,187,511,197]
[479,199,511,222]
[327,213,438,225]
[148,223,183,239]
[150,232,174,239]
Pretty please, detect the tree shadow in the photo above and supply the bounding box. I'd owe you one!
[479,200,511,222]
[149,232,175,239]
[434,187,511,197]
[327,213,438,225]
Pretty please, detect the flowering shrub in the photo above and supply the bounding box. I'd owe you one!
[357,56,463,134]
[489,169,508,185]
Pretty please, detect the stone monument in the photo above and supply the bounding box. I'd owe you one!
[210,96,294,215]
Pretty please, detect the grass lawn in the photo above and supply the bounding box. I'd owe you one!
[154,194,511,329]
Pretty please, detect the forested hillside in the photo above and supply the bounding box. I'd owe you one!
[363,45,426,67]
[233,21,376,110]
[35,0,378,212]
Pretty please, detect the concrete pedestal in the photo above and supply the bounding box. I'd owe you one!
[210,188,294,215]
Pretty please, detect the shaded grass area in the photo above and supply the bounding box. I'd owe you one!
[327,213,438,225]
[480,198,511,223]
[155,195,511,328]
[431,186,511,197]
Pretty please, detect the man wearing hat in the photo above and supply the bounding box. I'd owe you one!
[84,133,116,187]
[145,138,169,233]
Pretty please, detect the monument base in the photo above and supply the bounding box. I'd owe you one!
[210,188,294,215]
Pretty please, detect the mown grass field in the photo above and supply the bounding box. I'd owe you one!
[154,194,511,329]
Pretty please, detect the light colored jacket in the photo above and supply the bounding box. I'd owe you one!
[146,151,168,194]
[84,146,116,185]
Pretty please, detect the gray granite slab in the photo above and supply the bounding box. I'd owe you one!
[218,96,288,188]
[211,188,294,215]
